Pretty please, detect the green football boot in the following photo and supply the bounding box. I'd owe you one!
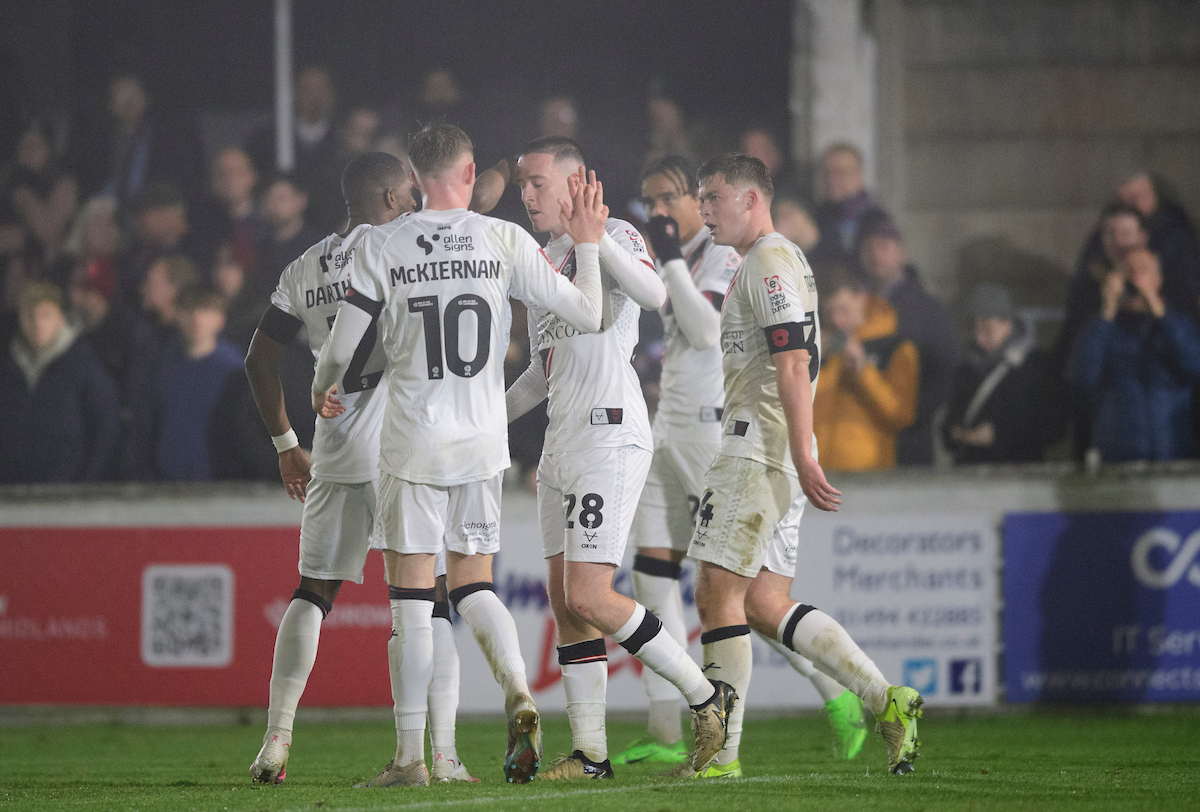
[612,737,689,765]
[825,690,868,761]
[875,685,923,775]
[695,758,742,779]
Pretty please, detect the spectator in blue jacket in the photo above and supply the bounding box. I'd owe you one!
[0,282,118,481]
[1071,248,1200,462]
[139,286,243,480]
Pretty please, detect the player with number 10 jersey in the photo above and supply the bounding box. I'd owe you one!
[345,206,597,486]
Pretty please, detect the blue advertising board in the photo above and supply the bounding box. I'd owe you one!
[1004,511,1200,702]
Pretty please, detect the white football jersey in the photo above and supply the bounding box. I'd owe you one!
[347,207,587,485]
[718,231,820,474]
[655,228,741,444]
[530,218,654,455]
[270,226,384,484]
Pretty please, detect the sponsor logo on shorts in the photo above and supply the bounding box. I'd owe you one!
[590,408,623,425]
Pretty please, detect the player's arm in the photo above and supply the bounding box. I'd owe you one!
[506,318,549,422]
[246,306,311,501]
[776,347,841,512]
[311,299,375,414]
[643,214,721,349]
[749,256,840,510]
[596,210,666,311]
[313,231,388,413]
[469,157,515,214]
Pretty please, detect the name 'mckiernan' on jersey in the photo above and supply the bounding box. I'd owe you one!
[389,259,501,286]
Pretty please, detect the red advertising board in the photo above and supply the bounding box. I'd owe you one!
[0,527,395,706]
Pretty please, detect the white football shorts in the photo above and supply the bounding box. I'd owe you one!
[372,471,502,557]
[687,454,803,578]
[298,477,378,584]
[538,445,652,565]
[629,438,720,552]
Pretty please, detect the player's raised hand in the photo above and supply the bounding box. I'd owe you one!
[312,383,345,418]
[559,169,608,245]
[798,455,842,512]
[279,446,312,502]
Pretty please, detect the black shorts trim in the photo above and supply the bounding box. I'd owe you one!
[432,599,452,622]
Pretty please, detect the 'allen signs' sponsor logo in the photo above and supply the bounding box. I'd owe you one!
[418,232,474,256]
[1131,528,1200,589]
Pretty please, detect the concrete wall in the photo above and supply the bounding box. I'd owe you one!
[895,0,1200,311]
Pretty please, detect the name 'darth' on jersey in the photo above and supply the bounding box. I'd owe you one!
[306,279,351,308]
[388,259,502,286]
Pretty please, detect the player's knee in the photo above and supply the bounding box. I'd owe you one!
[563,586,598,624]
[743,590,774,632]
[297,578,342,609]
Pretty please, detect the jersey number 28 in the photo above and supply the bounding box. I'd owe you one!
[407,295,492,379]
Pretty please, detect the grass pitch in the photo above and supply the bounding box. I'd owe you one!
[2,710,1198,811]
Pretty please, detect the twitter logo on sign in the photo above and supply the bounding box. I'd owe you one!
[903,659,938,695]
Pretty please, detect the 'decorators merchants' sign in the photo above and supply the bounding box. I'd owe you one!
[784,512,998,707]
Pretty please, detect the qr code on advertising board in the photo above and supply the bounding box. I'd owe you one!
[141,565,233,667]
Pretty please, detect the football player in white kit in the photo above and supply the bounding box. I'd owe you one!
[312,124,607,787]
[688,153,924,778]
[498,138,736,781]
[244,151,489,784]
[616,157,869,766]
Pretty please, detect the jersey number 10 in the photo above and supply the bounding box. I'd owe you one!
[407,294,493,379]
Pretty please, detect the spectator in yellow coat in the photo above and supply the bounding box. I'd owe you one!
[813,270,919,470]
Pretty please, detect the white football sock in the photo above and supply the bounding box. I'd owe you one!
[266,597,323,736]
[559,640,609,762]
[759,631,847,703]
[632,566,686,744]
[702,628,752,766]
[778,605,889,716]
[613,603,713,707]
[455,588,531,703]
[389,598,433,765]
[428,614,460,768]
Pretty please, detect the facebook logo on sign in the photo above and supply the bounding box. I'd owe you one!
[902,659,938,695]
[950,658,982,694]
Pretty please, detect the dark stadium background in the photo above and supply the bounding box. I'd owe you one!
[6,0,792,167]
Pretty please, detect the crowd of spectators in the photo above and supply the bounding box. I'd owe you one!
[3,66,1200,485]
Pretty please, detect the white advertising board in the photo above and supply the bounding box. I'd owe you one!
[453,493,997,713]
